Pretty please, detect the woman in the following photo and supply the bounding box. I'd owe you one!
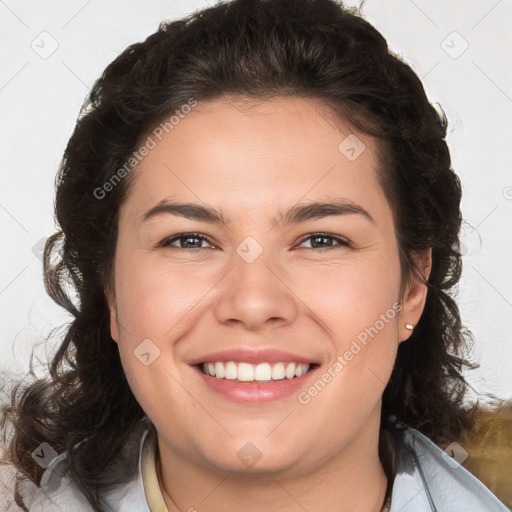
[1,0,508,510]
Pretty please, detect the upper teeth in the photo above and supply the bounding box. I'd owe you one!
[201,361,311,382]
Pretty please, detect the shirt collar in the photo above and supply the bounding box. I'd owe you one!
[140,428,169,512]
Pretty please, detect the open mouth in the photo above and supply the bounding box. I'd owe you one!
[197,361,320,383]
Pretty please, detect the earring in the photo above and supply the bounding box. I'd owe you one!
[405,323,414,331]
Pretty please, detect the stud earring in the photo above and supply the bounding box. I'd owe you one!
[405,323,414,331]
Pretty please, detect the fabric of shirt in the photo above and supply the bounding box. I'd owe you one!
[22,425,508,512]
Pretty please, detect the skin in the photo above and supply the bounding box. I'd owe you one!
[108,96,431,512]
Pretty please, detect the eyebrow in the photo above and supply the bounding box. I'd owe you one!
[141,198,375,227]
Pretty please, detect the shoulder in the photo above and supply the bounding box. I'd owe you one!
[390,425,508,512]
[21,429,151,512]
[21,455,93,511]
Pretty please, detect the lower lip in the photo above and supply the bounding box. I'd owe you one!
[193,365,319,404]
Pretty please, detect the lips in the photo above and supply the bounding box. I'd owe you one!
[187,348,321,404]
[193,363,319,404]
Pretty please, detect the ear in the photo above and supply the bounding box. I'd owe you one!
[399,248,432,342]
[105,285,120,344]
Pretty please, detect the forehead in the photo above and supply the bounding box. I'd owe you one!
[122,96,390,224]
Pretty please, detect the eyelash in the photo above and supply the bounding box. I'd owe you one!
[159,232,351,251]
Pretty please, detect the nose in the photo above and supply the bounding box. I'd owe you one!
[213,246,298,331]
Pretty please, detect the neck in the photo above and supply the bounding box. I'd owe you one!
[156,412,388,512]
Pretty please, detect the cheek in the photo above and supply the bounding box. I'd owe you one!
[113,256,210,346]
[293,249,400,399]
[111,259,207,422]
[291,249,401,340]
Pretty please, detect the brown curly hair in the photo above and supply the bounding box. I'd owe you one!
[1,0,478,510]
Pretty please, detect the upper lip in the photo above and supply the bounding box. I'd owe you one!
[188,348,320,365]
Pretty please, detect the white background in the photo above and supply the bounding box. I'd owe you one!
[1,0,511,400]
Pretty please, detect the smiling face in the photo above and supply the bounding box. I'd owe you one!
[108,96,429,478]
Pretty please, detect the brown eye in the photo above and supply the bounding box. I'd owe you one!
[298,233,350,250]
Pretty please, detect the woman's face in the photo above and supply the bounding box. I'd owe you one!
[109,96,429,475]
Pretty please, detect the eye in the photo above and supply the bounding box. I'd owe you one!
[297,233,350,250]
[160,233,216,250]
